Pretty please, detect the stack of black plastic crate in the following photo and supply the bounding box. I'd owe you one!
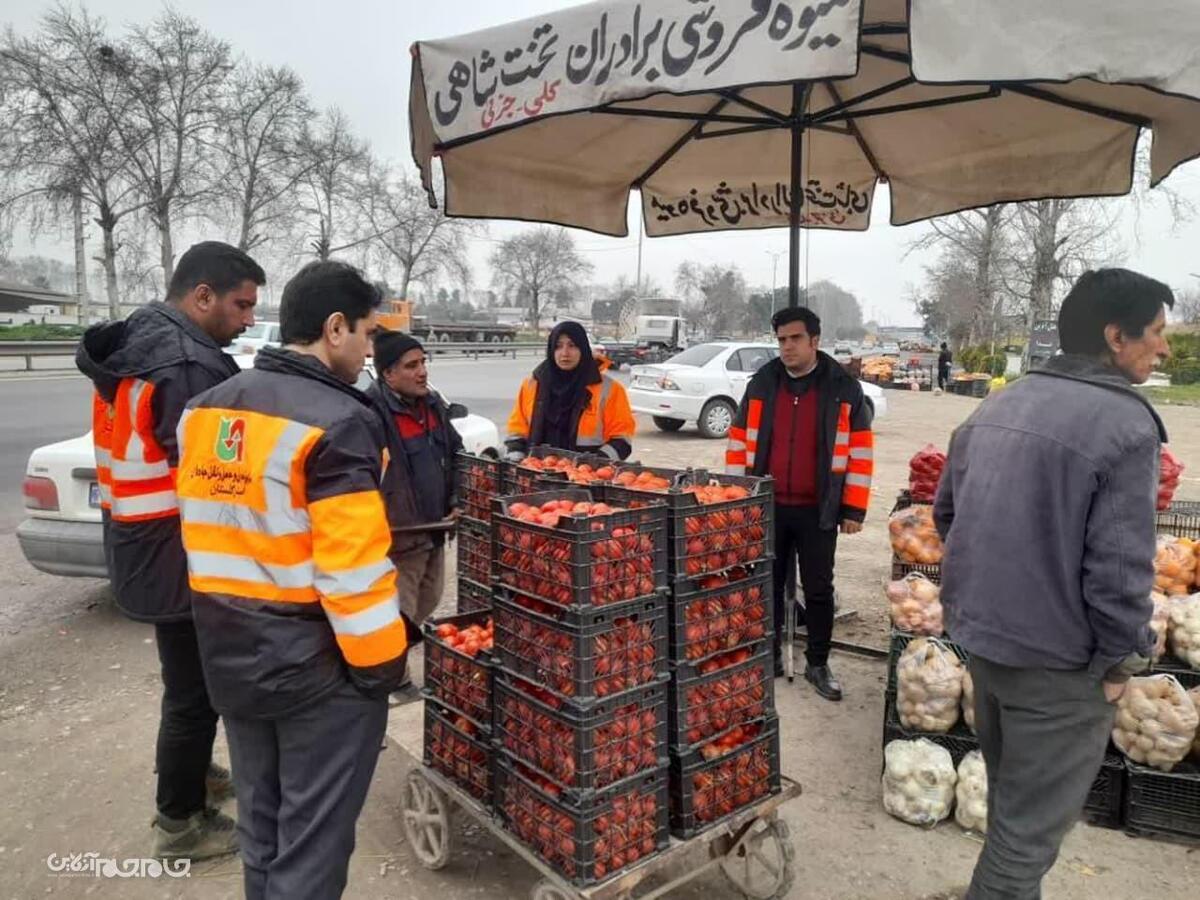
[487,487,672,887]
[598,465,782,838]
[454,451,503,614]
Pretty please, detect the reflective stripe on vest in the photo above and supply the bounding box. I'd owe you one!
[92,392,114,509]
[831,402,851,474]
[110,378,178,521]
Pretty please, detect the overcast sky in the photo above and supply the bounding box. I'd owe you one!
[7,0,1200,324]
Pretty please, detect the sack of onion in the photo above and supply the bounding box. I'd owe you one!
[1153,536,1197,597]
[1167,593,1200,668]
[954,750,988,833]
[896,637,964,733]
[881,738,956,826]
[888,506,944,566]
[1112,674,1199,772]
[885,572,944,636]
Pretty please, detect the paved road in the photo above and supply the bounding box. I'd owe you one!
[0,353,572,533]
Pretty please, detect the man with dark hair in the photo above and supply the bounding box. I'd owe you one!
[726,306,874,698]
[937,342,952,391]
[177,258,413,900]
[76,241,264,860]
[366,330,463,676]
[935,268,1172,898]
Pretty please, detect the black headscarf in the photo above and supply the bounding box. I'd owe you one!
[532,321,598,450]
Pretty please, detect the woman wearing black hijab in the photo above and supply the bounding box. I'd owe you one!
[505,321,635,461]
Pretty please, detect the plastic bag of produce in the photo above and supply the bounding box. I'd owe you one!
[1190,687,1200,762]
[1154,536,1196,596]
[888,506,944,566]
[1168,593,1200,668]
[961,668,976,733]
[881,738,956,827]
[897,637,964,733]
[1112,674,1200,771]
[954,750,988,833]
[885,572,944,636]
[1159,448,1185,512]
[908,445,947,504]
[1150,592,1172,662]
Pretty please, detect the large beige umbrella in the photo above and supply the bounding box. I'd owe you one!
[410,0,1200,305]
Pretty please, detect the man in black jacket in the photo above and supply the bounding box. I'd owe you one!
[367,331,463,633]
[727,308,874,699]
[76,242,264,860]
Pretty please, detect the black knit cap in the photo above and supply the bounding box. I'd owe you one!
[373,328,424,374]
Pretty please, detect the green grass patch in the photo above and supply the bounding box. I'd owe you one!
[0,323,85,341]
[1143,384,1200,407]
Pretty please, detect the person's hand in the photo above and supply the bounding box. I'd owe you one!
[449,507,463,521]
[1102,681,1127,704]
[839,519,863,535]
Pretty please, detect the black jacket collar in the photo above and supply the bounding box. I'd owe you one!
[254,346,376,409]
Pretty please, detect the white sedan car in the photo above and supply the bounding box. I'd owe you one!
[628,341,887,439]
[17,383,501,579]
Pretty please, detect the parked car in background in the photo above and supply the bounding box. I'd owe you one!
[628,342,887,439]
[228,320,281,357]
[17,382,501,579]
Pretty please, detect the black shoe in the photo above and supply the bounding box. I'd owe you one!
[773,653,784,678]
[804,664,843,702]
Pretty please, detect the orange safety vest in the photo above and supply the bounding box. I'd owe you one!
[95,378,179,522]
[506,365,636,458]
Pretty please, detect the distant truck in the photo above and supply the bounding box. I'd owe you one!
[636,315,684,350]
[377,298,517,344]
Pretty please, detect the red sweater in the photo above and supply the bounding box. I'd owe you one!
[767,381,819,506]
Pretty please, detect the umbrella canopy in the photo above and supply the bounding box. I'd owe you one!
[410,0,1200,300]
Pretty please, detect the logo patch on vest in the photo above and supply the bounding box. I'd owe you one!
[215,417,246,463]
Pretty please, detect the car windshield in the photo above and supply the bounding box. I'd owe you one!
[664,344,724,368]
[241,323,271,339]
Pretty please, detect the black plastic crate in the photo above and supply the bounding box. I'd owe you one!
[457,451,504,526]
[669,717,781,839]
[456,576,491,614]
[890,559,942,584]
[493,675,668,800]
[1124,761,1200,843]
[668,645,774,754]
[423,699,493,808]
[492,490,668,610]
[667,567,772,672]
[492,592,668,705]
[886,630,968,695]
[502,446,613,496]
[1084,750,1127,830]
[597,466,773,580]
[1152,655,1200,689]
[495,758,669,886]
[881,694,979,767]
[456,518,492,587]
[422,609,495,732]
[1157,501,1200,541]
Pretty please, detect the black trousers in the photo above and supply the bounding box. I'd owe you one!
[154,620,220,820]
[966,656,1115,900]
[938,365,951,390]
[772,504,838,667]
[225,683,388,900]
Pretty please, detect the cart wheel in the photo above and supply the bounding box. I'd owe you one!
[718,817,796,900]
[531,878,575,900]
[402,770,452,870]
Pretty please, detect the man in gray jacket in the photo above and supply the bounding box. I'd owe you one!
[934,269,1172,899]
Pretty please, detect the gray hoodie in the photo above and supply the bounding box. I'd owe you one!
[933,354,1164,681]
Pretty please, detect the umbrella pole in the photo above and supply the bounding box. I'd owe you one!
[788,82,808,309]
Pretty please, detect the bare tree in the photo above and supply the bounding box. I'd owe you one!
[100,10,233,286]
[356,160,476,298]
[297,107,367,260]
[489,227,593,331]
[1173,289,1200,326]
[675,261,749,338]
[214,63,313,252]
[0,7,150,318]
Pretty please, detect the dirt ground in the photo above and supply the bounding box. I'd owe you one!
[2,390,1199,899]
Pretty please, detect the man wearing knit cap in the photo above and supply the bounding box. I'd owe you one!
[367,330,463,651]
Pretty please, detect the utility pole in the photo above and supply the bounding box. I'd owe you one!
[72,190,90,325]
[766,250,784,317]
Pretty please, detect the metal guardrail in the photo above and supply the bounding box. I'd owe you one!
[0,339,544,372]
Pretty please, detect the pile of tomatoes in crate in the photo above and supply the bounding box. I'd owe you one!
[457,522,492,587]
[458,453,503,524]
[689,727,776,823]
[495,678,662,792]
[424,704,491,804]
[499,763,664,883]
[493,594,663,699]
[676,571,770,661]
[495,499,661,607]
[678,499,768,576]
[678,649,770,747]
[516,454,616,485]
